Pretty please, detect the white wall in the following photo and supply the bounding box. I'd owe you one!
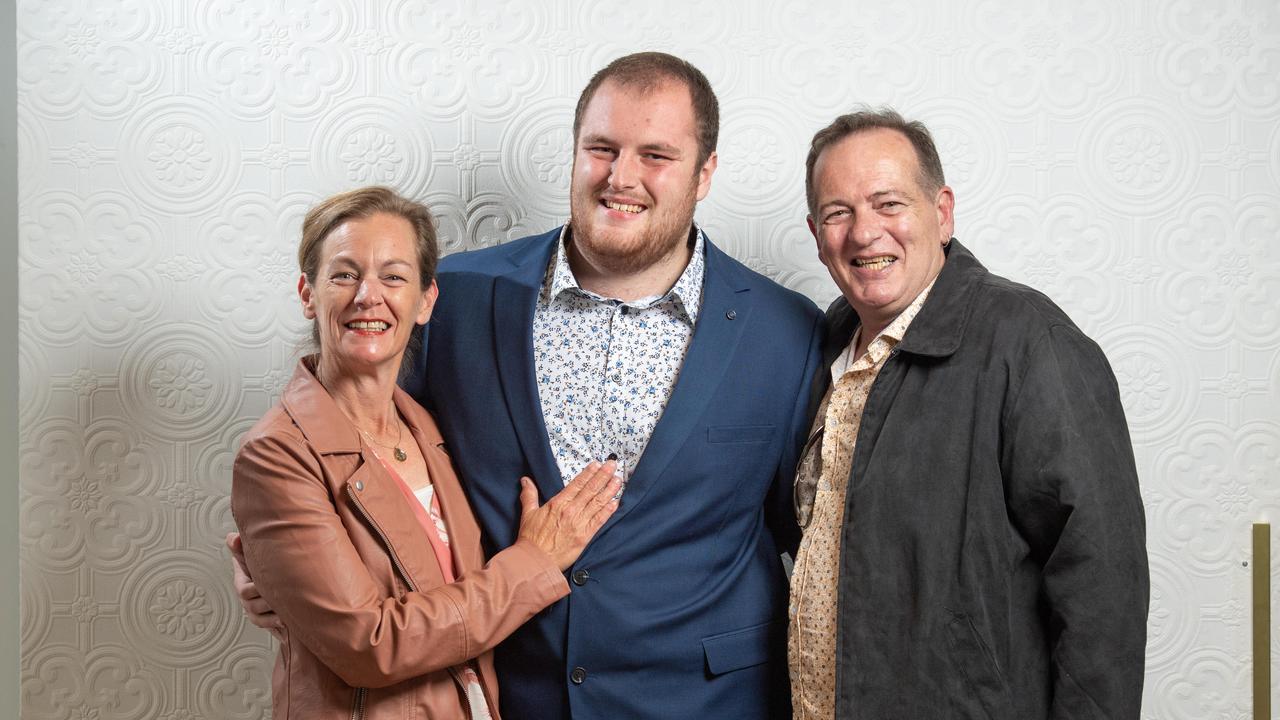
[16,0,1280,717]
[4,0,20,716]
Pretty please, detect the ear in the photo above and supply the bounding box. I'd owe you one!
[807,214,831,268]
[298,274,317,320]
[934,185,955,242]
[415,279,439,325]
[694,151,718,201]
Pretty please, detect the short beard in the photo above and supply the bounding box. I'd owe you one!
[568,181,698,276]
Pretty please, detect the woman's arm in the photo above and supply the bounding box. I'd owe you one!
[231,432,617,688]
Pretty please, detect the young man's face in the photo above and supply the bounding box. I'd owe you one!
[568,78,717,275]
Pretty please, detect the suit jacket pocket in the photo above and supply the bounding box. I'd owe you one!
[702,620,780,675]
[707,424,775,444]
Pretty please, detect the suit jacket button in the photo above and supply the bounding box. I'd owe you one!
[571,569,590,586]
[726,309,737,320]
[354,481,364,491]
[570,666,587,684]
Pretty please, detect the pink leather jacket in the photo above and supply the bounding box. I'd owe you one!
[232,358,569,719]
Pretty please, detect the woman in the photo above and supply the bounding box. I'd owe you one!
[231,186,620,719]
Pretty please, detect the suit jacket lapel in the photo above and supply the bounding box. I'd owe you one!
[604,242,752,528]
[492,237,563,501]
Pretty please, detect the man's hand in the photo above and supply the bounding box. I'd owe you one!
[225,532,285,641]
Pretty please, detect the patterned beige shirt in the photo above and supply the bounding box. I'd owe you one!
[788,281,935,719]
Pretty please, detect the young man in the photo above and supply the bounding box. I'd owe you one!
[412,53,821,720]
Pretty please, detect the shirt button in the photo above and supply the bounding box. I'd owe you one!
[354,481,364,491]
[571,569,590,586]
[570,666,587,684]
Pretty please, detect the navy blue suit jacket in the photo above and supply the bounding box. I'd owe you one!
[405,227,823,720]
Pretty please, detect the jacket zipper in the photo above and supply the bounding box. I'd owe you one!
[348,486,419,592]
[347,488,417,720]
[448,666,479,720]
[348,485,479,719]
[349,687,366,720]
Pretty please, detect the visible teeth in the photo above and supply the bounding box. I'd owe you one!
[347,321,389,331]
[853,257,895,270]
[605,200,643,214]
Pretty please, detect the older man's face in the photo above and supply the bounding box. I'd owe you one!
[808,128,953,333]
[569,78,716,275]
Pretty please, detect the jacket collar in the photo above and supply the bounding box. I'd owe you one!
[280,355,445,455]
[824,238,988,360]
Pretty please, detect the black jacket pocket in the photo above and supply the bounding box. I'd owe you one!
[943,608,1013,719]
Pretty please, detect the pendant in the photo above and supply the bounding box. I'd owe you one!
[394,446,407,462]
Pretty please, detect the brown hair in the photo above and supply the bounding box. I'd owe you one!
[297,186,439,349]
[573,51,719,167]
[805,107,946,216]
[299,186,438,286]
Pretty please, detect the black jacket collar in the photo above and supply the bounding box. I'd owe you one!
[823,238,988,361]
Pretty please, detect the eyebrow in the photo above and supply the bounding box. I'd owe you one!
[638,142,682,156]
[820,188,910,207]
[579,134,683,157]
[328,255,414,270]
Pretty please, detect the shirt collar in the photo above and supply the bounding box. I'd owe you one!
[542,223,705,325]
[832,277,937,381]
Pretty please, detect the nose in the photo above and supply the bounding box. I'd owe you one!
[609,151,639,190]
[851,211,882,244]
[354,278,383,308]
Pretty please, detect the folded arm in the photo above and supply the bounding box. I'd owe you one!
[231,435,615,688]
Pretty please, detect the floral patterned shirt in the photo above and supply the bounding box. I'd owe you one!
[532,224,705,489]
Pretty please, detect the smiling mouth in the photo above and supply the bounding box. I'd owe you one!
[346,321,389,331]
[853,256,896,271]
[603,199,645,214]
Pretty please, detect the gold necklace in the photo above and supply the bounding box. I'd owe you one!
[361,416,408,462]
[315,366,409,462]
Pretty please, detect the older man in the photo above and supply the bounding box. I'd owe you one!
[234,53,821,719]
[790,109,1148,719]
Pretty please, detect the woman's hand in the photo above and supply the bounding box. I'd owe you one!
[516,461,621,571]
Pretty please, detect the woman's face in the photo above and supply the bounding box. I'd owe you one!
[299,212,436,376]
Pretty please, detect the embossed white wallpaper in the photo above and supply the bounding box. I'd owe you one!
[15,0,1280,717]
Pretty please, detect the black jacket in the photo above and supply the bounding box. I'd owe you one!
[820,240,1148,719]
